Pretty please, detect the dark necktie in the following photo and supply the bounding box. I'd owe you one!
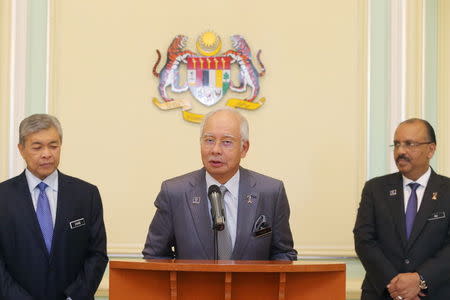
[218,185,233,259]
[405,182,420,239]
[36,182,54,253]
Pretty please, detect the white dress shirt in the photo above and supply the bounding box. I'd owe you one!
[402,167,431,213]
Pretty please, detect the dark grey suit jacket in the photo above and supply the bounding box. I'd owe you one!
[0,171,108,300]
[143,167,297,260]
[354,170,450,300]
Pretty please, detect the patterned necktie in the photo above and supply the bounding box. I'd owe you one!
[36,182,53,253]
[218,185,233,260]
[405,182,420,239]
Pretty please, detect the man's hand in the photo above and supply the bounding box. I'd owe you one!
[387,273,421,300]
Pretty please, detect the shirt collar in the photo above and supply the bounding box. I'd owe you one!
[205,170,240,199]
[402,167,431,188]
[25,169,59,193]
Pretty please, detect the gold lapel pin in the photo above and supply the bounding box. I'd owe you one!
[432,192,438,200]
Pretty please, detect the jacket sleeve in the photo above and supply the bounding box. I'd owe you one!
[270,182,298,261]
[64,187,108,300]
[0,256,34,300]
[142,182,176,259]
[353,181,398,295]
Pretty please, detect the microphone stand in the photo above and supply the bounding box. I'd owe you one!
[214,228,218,261]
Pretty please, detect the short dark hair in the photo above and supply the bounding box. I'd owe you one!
[400,118,436,144]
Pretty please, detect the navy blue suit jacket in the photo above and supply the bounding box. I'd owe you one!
[0,171,108,300]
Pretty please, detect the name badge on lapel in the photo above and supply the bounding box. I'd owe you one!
[70,218,86,229]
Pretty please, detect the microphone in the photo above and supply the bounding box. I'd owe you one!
[208,185,225,231]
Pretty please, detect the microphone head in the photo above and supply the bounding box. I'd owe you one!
[208,184,221,196]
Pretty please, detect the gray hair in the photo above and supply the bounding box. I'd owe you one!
[200,107,249,142]
[19,114,63,145]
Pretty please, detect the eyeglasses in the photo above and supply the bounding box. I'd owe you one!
[201,136,240,149]
[390,141,433,150]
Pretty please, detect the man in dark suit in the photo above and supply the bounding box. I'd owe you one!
[354,118,450,300]
[0,114,108,300]
[143,107,297,260]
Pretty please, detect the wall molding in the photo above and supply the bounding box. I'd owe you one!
[437,0,450,175]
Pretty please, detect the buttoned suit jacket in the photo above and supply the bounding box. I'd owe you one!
[142,167,297,260]
[0,171,108,300]
[354,170,450,300]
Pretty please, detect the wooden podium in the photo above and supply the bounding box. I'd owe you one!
[109,259,345,300]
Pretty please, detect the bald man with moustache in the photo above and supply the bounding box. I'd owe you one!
[354,118,450,300]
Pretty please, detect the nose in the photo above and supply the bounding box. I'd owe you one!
[211,140,222,155]
[41,146,52,158]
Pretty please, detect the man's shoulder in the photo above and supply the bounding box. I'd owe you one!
[162,169,204,188]
[0,173,24,190]
[240,168,284,192]
[365,172,400,186]
[432,170,450,180]
[242,168,282,183]
[59,172,98,190]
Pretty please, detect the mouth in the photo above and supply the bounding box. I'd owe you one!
[39,162,54,168]
[209,159,224,168]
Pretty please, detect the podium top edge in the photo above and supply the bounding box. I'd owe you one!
[109,259,346,272]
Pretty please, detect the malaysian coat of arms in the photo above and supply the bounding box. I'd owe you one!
[152,32,266,123]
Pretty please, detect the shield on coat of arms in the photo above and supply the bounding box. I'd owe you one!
[187,56,231,106]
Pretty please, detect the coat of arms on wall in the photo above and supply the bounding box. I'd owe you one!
[152,32,266,123]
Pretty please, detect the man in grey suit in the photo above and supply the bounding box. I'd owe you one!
[354,118,450,300]
[143,107,297,260]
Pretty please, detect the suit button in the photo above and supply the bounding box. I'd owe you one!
[404,259,410,264]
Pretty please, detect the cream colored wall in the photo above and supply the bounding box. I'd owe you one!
[0,0,11,182]
[49,0,367,255]
[438,0,450,175]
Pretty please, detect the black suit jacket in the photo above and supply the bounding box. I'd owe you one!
[0,171,108,300]
[354,171,450,299]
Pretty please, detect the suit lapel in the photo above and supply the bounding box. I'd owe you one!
[185,169,214,259]
[16,172,51,258]
[407,171,440,249]
[232,168,258,259]
[385,173,408,248]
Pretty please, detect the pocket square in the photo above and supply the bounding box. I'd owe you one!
[428,211,446,221]
[253,215,272,237]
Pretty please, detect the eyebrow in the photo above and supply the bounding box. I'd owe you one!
[30,140,60,145]
[202,133,238,139]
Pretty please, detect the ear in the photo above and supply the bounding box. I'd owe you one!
[427,143,437,159]
[18,143,25,158]
[240,141,249,158]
